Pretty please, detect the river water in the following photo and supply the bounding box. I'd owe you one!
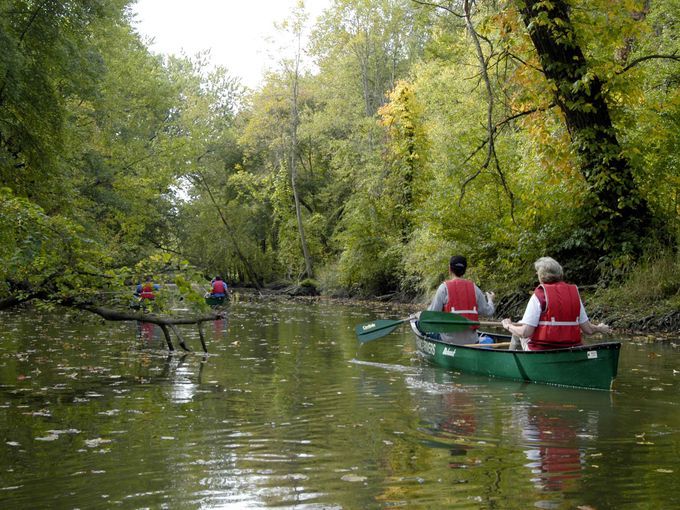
[0,297,678,509]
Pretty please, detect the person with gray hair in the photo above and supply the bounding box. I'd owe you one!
[534,256,564,283]
[501,257,610,350]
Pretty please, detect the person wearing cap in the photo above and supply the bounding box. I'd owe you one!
[426,255,496,345]
[501,257,610,350]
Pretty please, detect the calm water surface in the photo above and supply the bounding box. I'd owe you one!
[0,297,678,509]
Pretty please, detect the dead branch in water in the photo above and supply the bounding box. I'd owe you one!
[78,304,223,353]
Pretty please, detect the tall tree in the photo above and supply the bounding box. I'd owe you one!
[515,0,662,272]
[284,2,314,279]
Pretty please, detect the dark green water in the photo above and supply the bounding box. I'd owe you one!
[0,298,678,509]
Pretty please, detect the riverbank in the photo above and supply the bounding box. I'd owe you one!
[236,252,680,338]
[232,284,680,340]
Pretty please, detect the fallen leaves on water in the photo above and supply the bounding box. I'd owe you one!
[35,434,59,441]
[341,474,367,483]
[84,438,112,448]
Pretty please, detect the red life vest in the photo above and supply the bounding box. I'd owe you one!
[443,278,479,329]
[211,280,227,294]
[140,282,155,300]
[529,282,582,350]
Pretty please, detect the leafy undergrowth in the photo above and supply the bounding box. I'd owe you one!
[586,252,680,334]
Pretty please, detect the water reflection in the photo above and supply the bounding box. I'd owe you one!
[0,302,678,509]
[213,318,228,338]
[136,321,157,344]
[408,366,614,506]
[516,391,596,492]
[158,354,208,404]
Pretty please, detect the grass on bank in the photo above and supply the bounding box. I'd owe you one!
[594,251,680,316]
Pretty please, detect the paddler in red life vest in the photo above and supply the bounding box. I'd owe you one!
[209,276,228,297]
[501,257,611,351]
[424,255,496,345]
[135,276,159,300]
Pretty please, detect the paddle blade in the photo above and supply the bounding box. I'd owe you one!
[355,319,405,343]
[419,310,480,333]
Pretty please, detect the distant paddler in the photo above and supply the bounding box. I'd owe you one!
[209,275,229,298]
[205,276,229,306]
[134,275,160,301]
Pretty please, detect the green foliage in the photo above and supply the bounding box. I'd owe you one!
[1,0,679,314]
[597,250,680,314]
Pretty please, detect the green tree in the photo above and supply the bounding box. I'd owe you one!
[514,0,664,275]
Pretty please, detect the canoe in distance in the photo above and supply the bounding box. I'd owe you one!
[205,295,229,307]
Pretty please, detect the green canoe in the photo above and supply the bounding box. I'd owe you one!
[410,320,621,391]
[205,295,228,306]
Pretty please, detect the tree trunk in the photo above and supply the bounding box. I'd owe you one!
[193,170,264,290]
[290,27,314,280]
[516,0,660,272]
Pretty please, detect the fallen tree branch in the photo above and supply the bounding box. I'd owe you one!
[78,304,222,352]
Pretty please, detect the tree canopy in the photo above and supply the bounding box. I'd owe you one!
[1,0,678,313]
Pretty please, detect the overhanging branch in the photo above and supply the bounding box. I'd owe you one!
[617,52,680,74]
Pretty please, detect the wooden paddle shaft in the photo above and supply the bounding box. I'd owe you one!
[465,341,512,348]
[478,321,503,327]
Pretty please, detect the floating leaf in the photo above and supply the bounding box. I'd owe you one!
[341,474,367,482]
[35,434,59,441]
[84,438,112,448]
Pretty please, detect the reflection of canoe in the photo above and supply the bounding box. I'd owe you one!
[205,295,228,306]
[410,320,621,391]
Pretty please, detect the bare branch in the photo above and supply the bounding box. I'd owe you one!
[617,52,680,74]
[411,0,464,18]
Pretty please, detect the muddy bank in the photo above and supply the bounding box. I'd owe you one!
[237,285,680,338]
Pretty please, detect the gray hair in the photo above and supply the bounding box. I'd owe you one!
[534,257,563,283]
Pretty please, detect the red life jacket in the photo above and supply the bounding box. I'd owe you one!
[140,282,155,300]
[443,278,479,329]
[211,280,227,294]
[529,282,582,350]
